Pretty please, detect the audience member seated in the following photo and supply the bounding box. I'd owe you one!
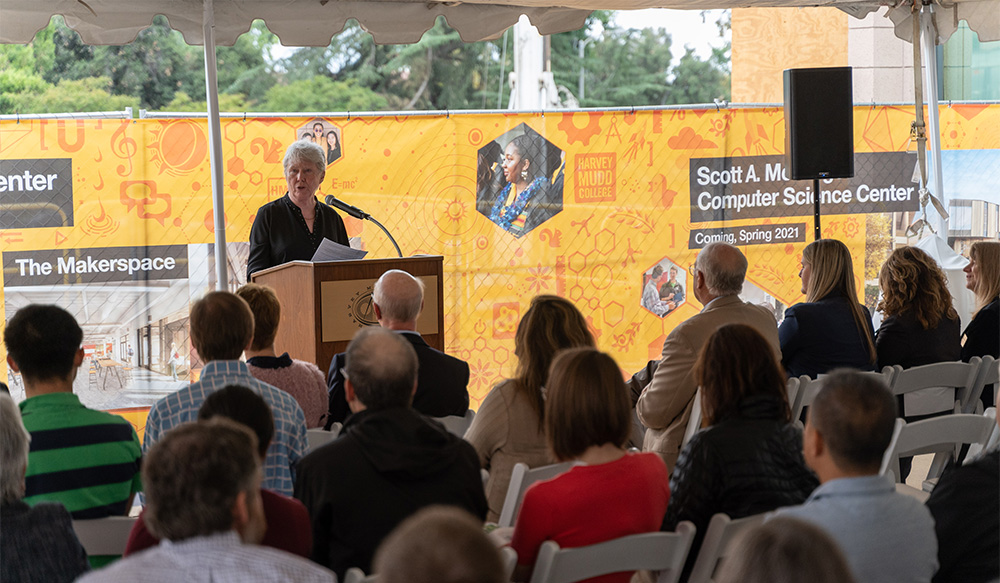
[716,516,856,583]
[635,243,780,471]
[79,419,334,583]
[510,348,670,583]
[125,385,312,558]
[780,239,876,378]
[294,327,487,579]
[144,291,307,496]
[325,270,469,427]
[374,506,505,583]
[237,283,328,428]
[0,392,89,583]
[464,295,595,521]
[925,426,999,583]
[961,241,999,407]
[3,304,141,518]
[775,370,937,583]
[875,246,960,369]
[663,324,817,579]
[875,246,961,480]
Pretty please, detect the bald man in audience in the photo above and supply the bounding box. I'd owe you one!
[635,242,780,469]
[297,327,486,579]
[775,370,938,583]
[325,269,469,427]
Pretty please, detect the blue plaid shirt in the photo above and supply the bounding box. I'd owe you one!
[144,361,307,496]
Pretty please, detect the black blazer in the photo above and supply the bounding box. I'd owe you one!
[325,332,470,427]
[779,295,876,378]
[961,297,999,362]
[875,310,961,370]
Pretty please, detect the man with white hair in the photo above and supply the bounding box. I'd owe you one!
[635,242,780,470]
[325,269,469,426]
[247,139,349,279]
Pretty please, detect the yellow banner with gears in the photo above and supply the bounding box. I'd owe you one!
[1,105,998,412]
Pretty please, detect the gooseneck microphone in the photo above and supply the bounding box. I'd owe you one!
[324,195,370,220]
[323,195,402,258]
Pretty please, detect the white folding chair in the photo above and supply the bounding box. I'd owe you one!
[529,523,696,583]
[795,367,895,422]
[891,359,981,415]
[879,414,997,490]
[681,390,702,448]
[344,567,377,583]
[686,512,767,583]
[962,356,997,414]
[72,516,138,556]
[497,461,577,528]
[307,424,340,453]
[965,407,998,460]
[435,409,476,437]
[500,546,518,582]
[785,377,800,418]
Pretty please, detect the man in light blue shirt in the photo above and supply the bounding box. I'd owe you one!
[775,370,937,583]
[144,291,306,496]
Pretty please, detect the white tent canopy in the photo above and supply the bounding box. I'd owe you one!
[1,0,997,46]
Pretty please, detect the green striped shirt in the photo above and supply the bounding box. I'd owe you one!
[20,392,142,519]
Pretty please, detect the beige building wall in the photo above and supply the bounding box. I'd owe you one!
[731,7,849,103]
[848,8,916,103]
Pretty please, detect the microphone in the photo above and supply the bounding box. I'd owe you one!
[324,195,370,220]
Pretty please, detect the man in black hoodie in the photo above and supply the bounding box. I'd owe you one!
[294,327,487,578]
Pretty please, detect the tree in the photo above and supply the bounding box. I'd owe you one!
[664,45,730,105]
[258,76,388,112]
[9,78,135,114]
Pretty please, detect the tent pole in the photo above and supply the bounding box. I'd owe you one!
[203,0,229,290]
[920,5,948,236]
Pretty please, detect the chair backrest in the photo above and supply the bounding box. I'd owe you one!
[879,413,997,483]
[963,356,997,414]
[72,516,139,556]
[785,377,800,418]
[965,407,998,460]
[528,523,696,583]
[795,367,895,421]
[307,424,340,453]
[890,360,980,405]
[435,409,475,437]
[344,567,378,583]
[686,513,767,583]
[497,461,577,528]
[500,546,518,582]
[682,390,702,447]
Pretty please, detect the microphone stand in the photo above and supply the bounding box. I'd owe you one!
[368,216,402,258]
[325,195,402,257]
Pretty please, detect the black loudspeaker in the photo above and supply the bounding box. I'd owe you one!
[783,67,854,180]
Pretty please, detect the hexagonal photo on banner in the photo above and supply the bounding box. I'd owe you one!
[297,119,343,165]
[640,258,686,318]
[476,123,564,238]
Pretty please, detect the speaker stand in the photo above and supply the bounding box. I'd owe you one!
[813,177,821,240]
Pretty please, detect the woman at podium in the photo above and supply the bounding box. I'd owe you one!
[247,140,349,280]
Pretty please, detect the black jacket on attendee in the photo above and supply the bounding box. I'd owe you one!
[294,406,487,579]
[925,449,999,583]
[961,297,1000,362]
[875,310,961,370]
[779,295,876,379]
[325,332,470,427]
[662,395,819,579]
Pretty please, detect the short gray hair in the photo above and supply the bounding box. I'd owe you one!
[345,327,418,411]
[697,242,747,296]
[373,270,425,323]
[1,393,30,504]
[283,140,326,174]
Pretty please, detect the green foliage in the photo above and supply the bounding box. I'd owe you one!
[664,46,731,105]
[164,91,249,112]
[258,76,388,112]
[9,78,135,114]
[0,69,49,114]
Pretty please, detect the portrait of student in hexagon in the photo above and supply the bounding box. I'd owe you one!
[476,123,564,238]
[641,260,686,318]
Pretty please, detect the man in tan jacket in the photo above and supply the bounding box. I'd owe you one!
[636,242,780,470]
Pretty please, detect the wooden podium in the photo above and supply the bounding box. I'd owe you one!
[251,256,444,373]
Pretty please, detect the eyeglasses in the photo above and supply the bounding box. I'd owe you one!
[688,263,698,276]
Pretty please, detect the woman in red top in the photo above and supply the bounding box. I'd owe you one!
[510,348,671,583]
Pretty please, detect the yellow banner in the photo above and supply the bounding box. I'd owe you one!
[2,105,998,410]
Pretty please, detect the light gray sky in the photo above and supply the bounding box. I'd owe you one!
[608,9,730,62]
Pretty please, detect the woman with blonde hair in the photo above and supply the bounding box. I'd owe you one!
[875,246,961,369]
[464,295,595,522]
[510,348,670,582]
[663,324,818,579]
[780,239,876,378]
[962,241,1000,362]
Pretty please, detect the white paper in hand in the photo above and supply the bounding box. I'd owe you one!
[311,238,368,262]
